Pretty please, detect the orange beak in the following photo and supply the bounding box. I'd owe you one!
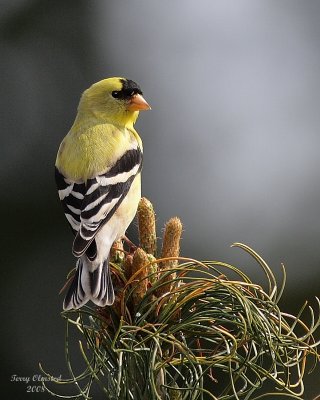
[127,94,151,111]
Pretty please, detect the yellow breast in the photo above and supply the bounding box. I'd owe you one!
[56,122,142,182]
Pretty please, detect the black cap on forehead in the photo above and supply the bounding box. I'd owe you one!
[111,78,143,100]
[120,78,142,94]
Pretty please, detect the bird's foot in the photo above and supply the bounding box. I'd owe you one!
[122,235,138,253]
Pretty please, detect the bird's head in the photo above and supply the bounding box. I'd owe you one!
[78,77,151,127]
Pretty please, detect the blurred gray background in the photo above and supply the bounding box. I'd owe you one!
[1,0,320,398]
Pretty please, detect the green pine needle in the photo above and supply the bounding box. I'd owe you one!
[41,243,320,399]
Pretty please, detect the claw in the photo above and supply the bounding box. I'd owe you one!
[122,235,137,253]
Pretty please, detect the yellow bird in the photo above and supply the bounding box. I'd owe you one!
[55,77,150,310]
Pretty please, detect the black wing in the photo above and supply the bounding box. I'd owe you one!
[55,147,143,257]
[55,167,85,235]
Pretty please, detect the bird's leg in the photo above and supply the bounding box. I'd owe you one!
[122,235,138,253]
[110,239,128,263]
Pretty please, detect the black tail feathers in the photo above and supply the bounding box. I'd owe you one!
[63,258,115,310]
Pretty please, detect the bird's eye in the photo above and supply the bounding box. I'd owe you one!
[112,91,121,98]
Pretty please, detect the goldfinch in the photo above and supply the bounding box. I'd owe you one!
[55,77,150,310]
